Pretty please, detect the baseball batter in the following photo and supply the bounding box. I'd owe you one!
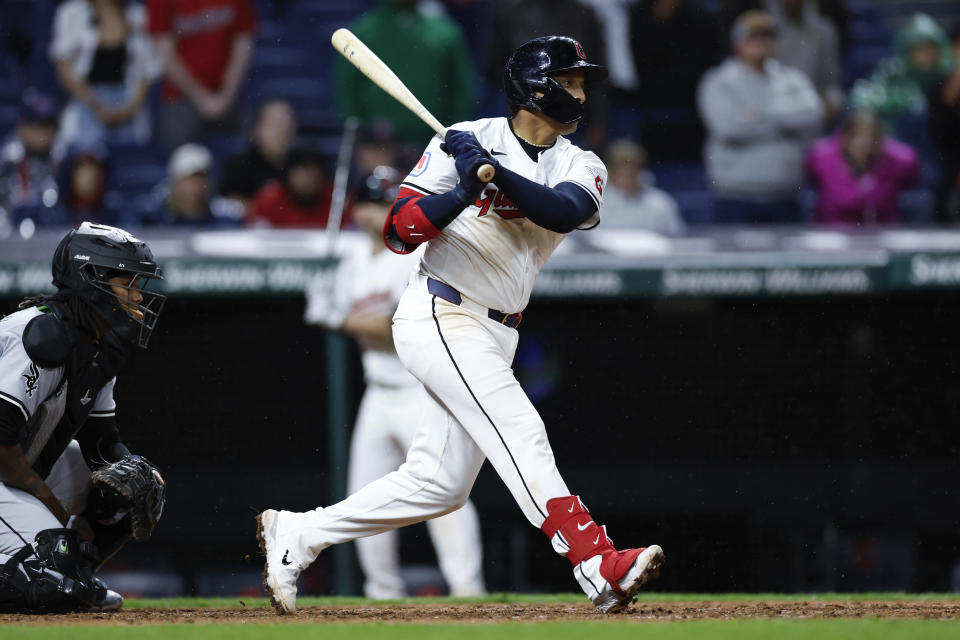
[304,167,485,598]
[259,36,664,614]
[0,223,167,613]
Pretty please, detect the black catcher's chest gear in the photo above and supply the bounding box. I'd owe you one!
[51,221,166,349]
[22,311,73,369]
[503,35,607,125]
[21,302,127,478]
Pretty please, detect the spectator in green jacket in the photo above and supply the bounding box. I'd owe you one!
[334,0,474,146]
[850,13,953,127]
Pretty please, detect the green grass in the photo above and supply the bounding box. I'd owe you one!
[5,620,960,640]
[5,594,960,640]
[121,592,960,609]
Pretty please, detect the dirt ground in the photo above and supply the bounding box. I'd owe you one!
[3,600,960,625]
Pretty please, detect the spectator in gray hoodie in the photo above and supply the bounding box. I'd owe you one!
[698,9,823,223]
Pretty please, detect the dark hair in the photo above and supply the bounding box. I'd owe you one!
[255,99,295,124]
[282,147,326,176]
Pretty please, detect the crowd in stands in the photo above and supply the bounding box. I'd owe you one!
[1,0,959,236]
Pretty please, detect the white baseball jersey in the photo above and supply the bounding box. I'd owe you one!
[329,241,420,387]
[0,307,115,564]
[401,117,607,314]
[269,115,640,610]
[0,307,115,464]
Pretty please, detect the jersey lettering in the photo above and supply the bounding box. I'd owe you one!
[492,190,524,219]
[474,188,495,217]
[474,187,524,220]
[401,117,606,312]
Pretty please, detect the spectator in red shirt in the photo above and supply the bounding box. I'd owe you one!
[146,0,256,150]
[248,148,352,228]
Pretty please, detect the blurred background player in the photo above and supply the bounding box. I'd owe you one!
[0,222,166,613]
[304,167,485,598]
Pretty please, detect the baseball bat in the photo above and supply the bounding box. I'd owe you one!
[331,28,495,183]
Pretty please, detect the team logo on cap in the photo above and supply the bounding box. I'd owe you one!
[574,40,586,59]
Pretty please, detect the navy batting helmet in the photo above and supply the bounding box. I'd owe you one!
[503,36,607,125]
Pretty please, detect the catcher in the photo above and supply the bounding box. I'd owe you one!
[0,222,167,613]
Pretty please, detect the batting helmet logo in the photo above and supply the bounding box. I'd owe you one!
[574,40,586,59]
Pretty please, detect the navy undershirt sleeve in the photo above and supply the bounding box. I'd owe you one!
[401,166,596,236]
[414,189,474,232]
[491,166,596,233]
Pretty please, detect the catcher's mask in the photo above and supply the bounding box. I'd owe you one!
[51,222,166,349]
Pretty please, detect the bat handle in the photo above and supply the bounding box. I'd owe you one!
[477,163,495,183]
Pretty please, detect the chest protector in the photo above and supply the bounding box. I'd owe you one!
[19,303,126,478]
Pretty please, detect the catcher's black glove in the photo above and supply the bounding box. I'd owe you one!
[90,455,166,541]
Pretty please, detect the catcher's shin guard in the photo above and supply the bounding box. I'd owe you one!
[0,529,107,613]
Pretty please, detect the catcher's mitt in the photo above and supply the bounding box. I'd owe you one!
[90,455,166,541]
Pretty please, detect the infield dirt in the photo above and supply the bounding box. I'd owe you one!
[3,600,960,625]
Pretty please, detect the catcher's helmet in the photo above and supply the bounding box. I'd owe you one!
[503,36,607,125]
[51,222,166,348]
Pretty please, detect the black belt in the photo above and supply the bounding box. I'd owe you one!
[427,278,523,329]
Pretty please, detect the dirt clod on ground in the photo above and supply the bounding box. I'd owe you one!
[3,600,960,625]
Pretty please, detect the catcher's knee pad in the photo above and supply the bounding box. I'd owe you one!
[0,529,106,613]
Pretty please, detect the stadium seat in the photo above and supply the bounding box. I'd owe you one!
[899,188,935,223]
[651,163,708,193]
[672,189,714,224]
[843,44,893,87]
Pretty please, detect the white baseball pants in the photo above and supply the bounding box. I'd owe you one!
[0,441,92,563]
[284,273,570,567]
[347,383,485,597]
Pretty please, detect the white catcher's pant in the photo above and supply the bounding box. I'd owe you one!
[0,441,92,563]
[348,384,485,597]
[284,273,570,569]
